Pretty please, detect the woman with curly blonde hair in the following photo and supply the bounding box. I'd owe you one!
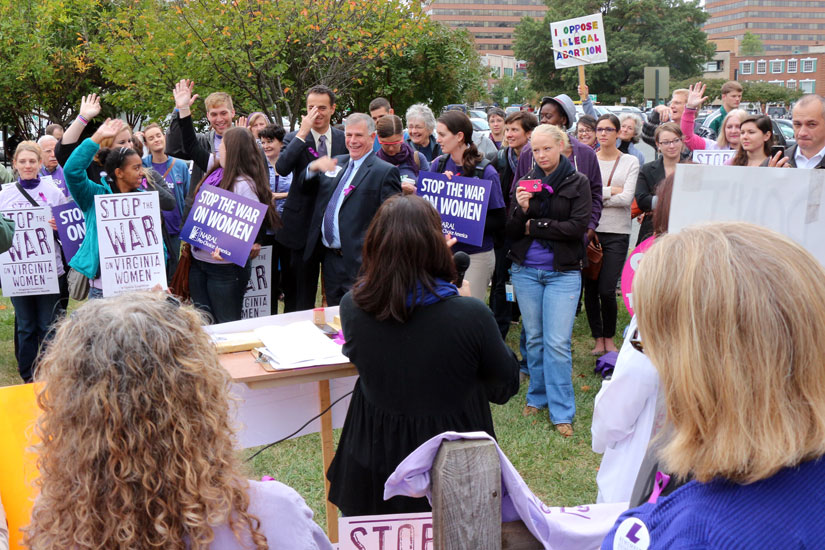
[25,292,332,550]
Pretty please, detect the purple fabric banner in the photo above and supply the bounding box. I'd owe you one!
[416,170,492,247]
[180,185,266,267]
[52,201,86,262]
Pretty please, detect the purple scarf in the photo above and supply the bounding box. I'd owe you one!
[18,176,41,190]
[377,142,420,176]
[202,167,224,188]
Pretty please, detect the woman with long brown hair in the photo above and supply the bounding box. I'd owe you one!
[25,292,332,550]
[173,80,281,323]
[326,194,518,516]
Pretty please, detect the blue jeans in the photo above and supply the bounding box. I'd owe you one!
[189,257,252,324]
[511,264,580,424]
[11,293,61,382]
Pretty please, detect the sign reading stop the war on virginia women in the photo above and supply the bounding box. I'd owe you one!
[416,171,492,247]
[550,13,608,69]
[181,185,267,267]
[0,207,60,297]
[52,201,86,262]
[95,192,166,297]
[242,245,272,319]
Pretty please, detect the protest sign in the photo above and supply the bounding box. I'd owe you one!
[550,13,608,69]
[181,185,267,267]
[339,513,433,550]
[670,164,825,265]
[0,207,59,297]
[691,149,735,166]
[620,236,656,315]
[416,171,492,246]
[242,245,272,319]
[95,191,166,296]
[52,201,85,262]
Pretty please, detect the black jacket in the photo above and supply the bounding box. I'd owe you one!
[304,153,401,280]
[506,167,591,271]
[635,157,665,243]
[166,110,215,193]
[276,128,347,250]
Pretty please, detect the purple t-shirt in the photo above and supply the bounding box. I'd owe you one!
[523,240,554,270]
[437,157,505,254]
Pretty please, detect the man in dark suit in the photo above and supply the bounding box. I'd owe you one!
[304,113,401,306]
[276,85,347,311]
[786,94,825,170]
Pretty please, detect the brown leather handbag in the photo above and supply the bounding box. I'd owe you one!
[583,234,603,281]
[169,243,191,300]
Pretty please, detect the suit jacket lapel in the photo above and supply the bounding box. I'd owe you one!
[341,154,373,205]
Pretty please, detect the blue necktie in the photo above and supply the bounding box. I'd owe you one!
[317,135,328,157]
[323,161,354,247]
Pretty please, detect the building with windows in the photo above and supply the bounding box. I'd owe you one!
[426,0,548,57]
[733,46,824,93]
[703,0,825,54]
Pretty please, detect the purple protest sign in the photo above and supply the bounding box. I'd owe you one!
[180,185,267,267]
[52,201,86,262]
[416,171,492,247]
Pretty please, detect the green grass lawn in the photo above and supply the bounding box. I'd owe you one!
[0,293,631,534]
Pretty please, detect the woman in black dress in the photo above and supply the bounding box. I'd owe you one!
[326,194,519,516]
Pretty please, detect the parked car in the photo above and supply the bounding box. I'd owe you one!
[505,105,521,116]
[773,118,796,149]
[468,109,488,120]
[470,117,491,140]
[443,104,468,113]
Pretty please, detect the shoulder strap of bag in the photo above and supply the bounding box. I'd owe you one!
[162,158,177,180]
[15,183,39,207]
[475,158,491,179]
[606,153,623,187]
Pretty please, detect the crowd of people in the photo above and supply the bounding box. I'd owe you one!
[1,77,825,548]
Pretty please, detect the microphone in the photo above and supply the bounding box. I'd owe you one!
[453,251,470,288]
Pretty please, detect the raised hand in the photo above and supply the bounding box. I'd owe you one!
[297,106,319,139]
[687,82,708,110]
[236,116,249,129]
[578,83,590,102]
[173,79,199,113]
[79,94,102,121]
[309,155,338,174]
[91,118,126,144]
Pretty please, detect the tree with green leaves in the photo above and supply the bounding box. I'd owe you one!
[490,74,532,107]
[740,32,764,56]
[514,0,715,100]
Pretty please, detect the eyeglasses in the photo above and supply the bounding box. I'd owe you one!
[658,138,682,147]
[577,128,595,135]
[629,328,644,354]
[596,127,617,134]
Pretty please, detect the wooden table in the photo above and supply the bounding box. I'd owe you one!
[216,310,356,544]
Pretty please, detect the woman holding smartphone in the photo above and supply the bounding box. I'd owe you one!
[729,115,788,167]
[507,124,592,437]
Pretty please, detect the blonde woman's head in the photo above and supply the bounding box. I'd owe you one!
[26,292,267,550]
[633,222,825,484]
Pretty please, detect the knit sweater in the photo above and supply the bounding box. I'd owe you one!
[596,154,639,235]
[601,456,825,549]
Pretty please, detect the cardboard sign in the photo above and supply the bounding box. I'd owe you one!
[242,245,272,319]
[416,171,492,246]
[550,13,608,69]
[670,164,825,265]
[95,191,166,296]
[621,236,656,315]
[181,185,267,267]
[52,201,86,262]
[0,207,60,296]
[339,513,433,550]
[691,149,735,166]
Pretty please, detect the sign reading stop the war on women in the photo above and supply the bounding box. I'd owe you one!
[0,207,60,297]
[242,245,272,319]
[95,192,166,297]
[181,185,267,267]
[550,13,608,69]
[416,171,492,247]
[52,201,86,262]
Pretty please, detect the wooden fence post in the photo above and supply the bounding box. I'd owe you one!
[432,439,501,549]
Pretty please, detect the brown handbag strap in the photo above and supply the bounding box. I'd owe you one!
[606,154,623,187]
[162,158,176,180]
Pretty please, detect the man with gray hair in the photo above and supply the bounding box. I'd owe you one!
[303,112,401,305]
[37,135,69,196]
[787,94,825,169]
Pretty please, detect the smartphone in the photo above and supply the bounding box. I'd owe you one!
[519,179,542,193]
[771,145,785,159]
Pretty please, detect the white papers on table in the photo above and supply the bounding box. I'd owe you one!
[253,321,349,370]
